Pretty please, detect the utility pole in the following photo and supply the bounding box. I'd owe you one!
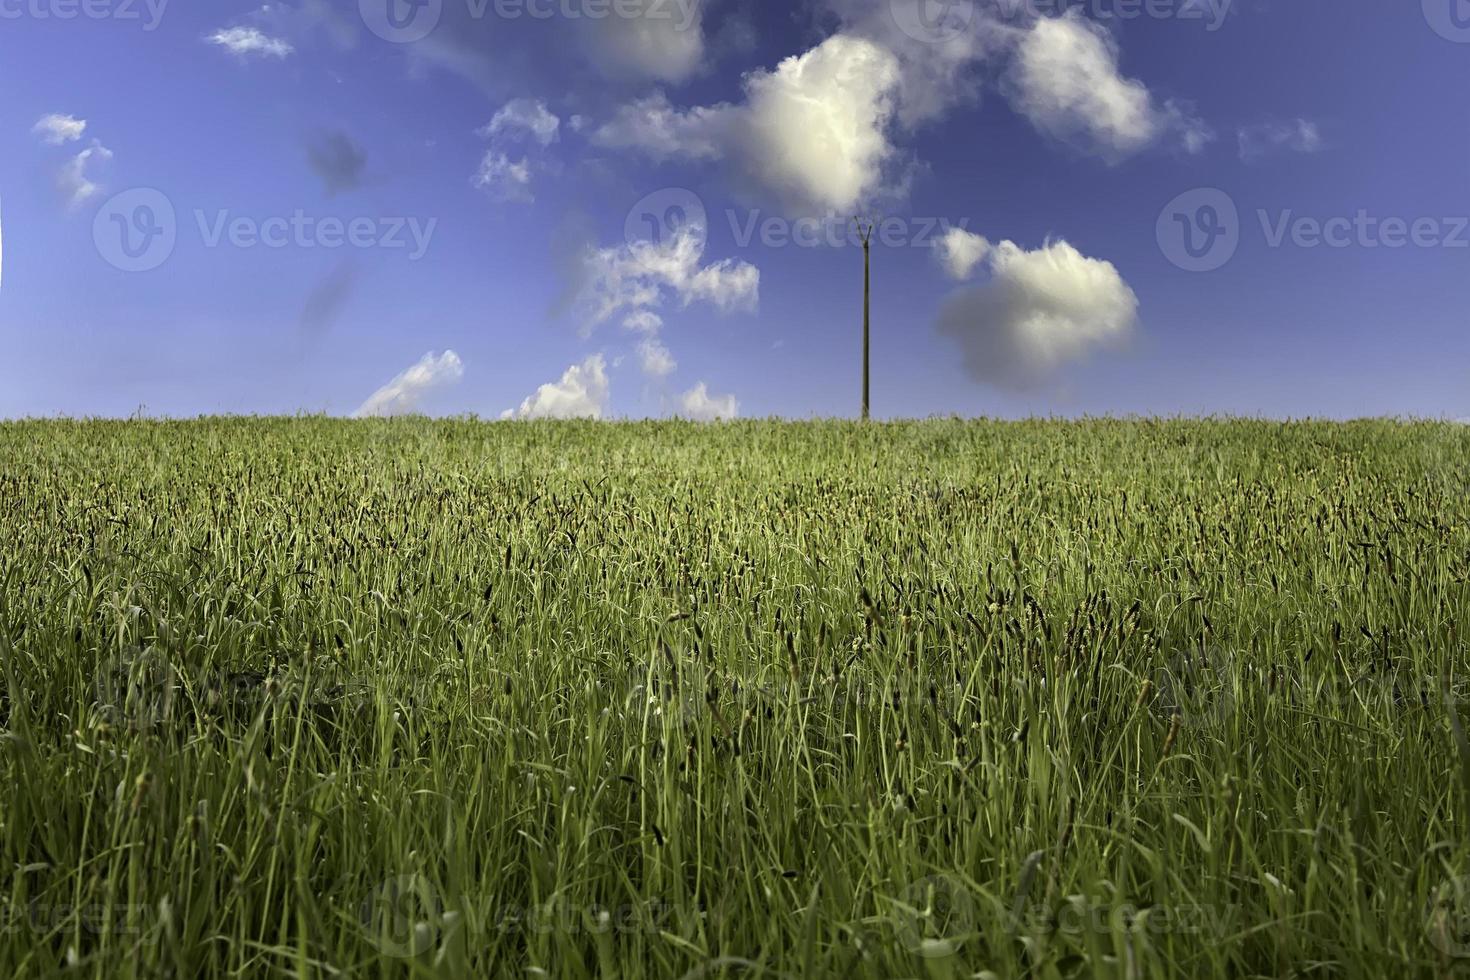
[855,218,875,422]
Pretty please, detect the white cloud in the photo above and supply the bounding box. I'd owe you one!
[57,141,112,210]
[935,228,992,280]
[823,0,1006,129]
[593,94,727,162]
[482,99,561,146]
[1238,118,1324,162]
[739,35,903,213]
[594,34,904,214]
[622,311,664,334]
[472,152,534,203]
[937,238,1138,389]
[636,337,677,378]
[473,100,562,202]
[353,351,464,417]
[207,26,295,59]
[32,114,87,145]
[579,224,759,326]
[504,354,611,419]
[1008,12,1208,160]
[677,382,739,421]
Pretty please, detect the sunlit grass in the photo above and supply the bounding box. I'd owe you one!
[1,417,1467,978]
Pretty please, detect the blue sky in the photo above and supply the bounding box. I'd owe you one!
[1,0,1467,420]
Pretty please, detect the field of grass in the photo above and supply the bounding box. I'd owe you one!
[2,418,1469,979]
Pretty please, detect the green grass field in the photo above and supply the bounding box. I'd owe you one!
[2,418,1469,979]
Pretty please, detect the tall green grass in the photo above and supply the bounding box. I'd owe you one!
[0,418,1467,978]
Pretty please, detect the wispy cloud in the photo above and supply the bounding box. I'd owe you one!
[32,113,87,146]
[481,99,561,147]
[354,351,464,417]
[1238,118,1324,163]
[56,141,112,210]
[472,152,535,203]
[207,26,295,59]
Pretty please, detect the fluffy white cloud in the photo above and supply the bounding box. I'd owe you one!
[483,99,561,146]
[594,34,903,214]
[472,152,534,202]
[937,238,1138,389]
[740,35,902,213]
[353,351,464,417]
[504,354,611,420]
[579,225,759,326]
[32,114,87,145]
[636,337,677,378]
[1238,118,1324,162]
[57,141,112,210]
[677,382,739,421]
[207,26,295,58]
[935,228,992,280]
[1008,12,1208,160]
